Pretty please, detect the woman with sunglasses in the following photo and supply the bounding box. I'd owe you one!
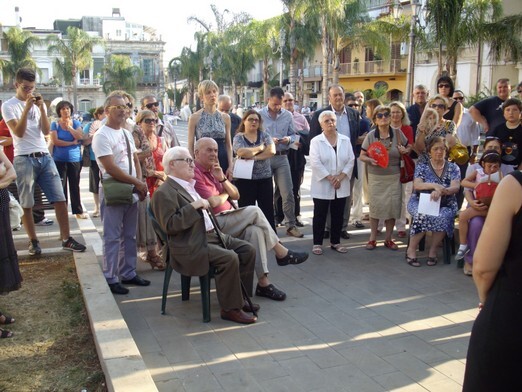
[436,75,463,127]
[414,95,458,164]
[360,105,411,250]
[188,80,233,178]
[131,110,165,271]
[50,100,88,219]
[233,110,276,229]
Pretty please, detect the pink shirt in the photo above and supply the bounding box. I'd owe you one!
[291,111,310,132]
[193,162,233,214]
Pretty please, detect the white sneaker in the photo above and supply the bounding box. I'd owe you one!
[35,218,54,226]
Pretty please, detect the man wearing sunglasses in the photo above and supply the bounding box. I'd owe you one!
[92,94,149,295]
[2,68,86,255]
[140,95,179,148]
[469,78,512,133]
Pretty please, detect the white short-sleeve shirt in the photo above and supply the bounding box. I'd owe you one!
[92,124,137,179]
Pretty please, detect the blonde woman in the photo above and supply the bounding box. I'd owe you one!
[188,80,233,176]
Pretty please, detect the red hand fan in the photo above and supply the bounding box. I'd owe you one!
[367,141,389,168]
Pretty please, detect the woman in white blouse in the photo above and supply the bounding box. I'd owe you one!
[309,110,355,255]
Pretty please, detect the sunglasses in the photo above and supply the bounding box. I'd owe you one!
[246,118,260,123]
[453,96,464,101]
[375,112,390,119]
[143,118,158,124]
[107,105,129,111]
[438,84,451,88]
[431,104,446,110]
[347,103,360,108]
[173,157,194,165]
[145,102,160,109]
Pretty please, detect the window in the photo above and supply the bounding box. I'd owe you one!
[142,58,155,83]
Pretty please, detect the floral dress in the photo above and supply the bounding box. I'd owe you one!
[407,160,460,237]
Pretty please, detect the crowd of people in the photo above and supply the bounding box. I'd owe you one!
[1,67,521,334]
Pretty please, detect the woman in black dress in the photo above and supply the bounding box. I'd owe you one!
[0,149,22,338]
[463,170,522,390]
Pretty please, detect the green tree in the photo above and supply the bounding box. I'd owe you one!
[250,18,279,103]
[47,26,102,109]
[102,55,142,97]
[0,27,40,86]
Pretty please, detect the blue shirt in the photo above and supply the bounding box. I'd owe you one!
[51,119,82,162]
[259,106,296,152]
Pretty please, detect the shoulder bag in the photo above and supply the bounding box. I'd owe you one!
[101,132,134,206]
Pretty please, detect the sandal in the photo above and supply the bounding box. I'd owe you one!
[0,328,13,338]
[406,256,421,267]
[427,257,438,266]
[330,244,348,253]
[366,240,377,250]
[312,245,323,255]
[384,240,399,250]
[145,254,166,271]
[255,284,287,301]
[0,312,15,325]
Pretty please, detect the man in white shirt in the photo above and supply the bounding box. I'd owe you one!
[92,93,149,295]
[1,68,86,255]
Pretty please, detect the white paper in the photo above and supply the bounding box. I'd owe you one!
[232,159,254,179]
[418,193,440,216]
[289,134,300,150]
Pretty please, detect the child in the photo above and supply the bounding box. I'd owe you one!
[456,152,503,263]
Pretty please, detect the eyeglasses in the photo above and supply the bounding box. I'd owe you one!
[375,112,390,119]
[143,118,158,124]
[145,102,160,109]
[126,102,133,109]
[19,84,35,92]
[453,96,464,101]
[246,118,260,123]
[347,103,360,108]
[438,84,450,88]
[172,157,194,165]
[431,104,446,110]
[107,105,129,111]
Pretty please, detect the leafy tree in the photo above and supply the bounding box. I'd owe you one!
[47,26,102,109]
[0,27,40,86]
[102,55,142,97]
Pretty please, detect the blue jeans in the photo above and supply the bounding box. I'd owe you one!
[100,189,138,284]
[13,154,66,208]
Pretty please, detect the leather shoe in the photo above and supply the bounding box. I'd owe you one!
[341,230,350,239]
[221,309,257,324]
[109,283,129,295]
[242,302,260,313]
[276,249,309,266]
[121,275,151,286]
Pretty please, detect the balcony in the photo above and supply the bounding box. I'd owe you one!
[80,78,101,86]
[339,59,406,76]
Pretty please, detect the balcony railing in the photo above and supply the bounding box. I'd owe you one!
[339,59,406,75]
[80,78,101,86]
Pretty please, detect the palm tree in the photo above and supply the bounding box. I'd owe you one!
[0,27,40,86]
[47,26,102,109]
[170,46,200,107]
[250,18,279,103]
[102,55,142,97]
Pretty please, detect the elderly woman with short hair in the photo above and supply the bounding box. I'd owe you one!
[406,136,460,267]
[360,105,411,250]
[309,110,355,255]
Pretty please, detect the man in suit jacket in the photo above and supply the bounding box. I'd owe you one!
[309,85,361,239]
[151,146,257,324]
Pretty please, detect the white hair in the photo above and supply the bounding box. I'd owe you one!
[162,146,190,175]
[318,110,336,123]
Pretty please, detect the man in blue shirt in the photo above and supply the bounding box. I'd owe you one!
[259,87,303,238]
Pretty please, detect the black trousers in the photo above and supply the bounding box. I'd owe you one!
[235,177,275,231]
[313,196,347,245]
[55,160,84,214]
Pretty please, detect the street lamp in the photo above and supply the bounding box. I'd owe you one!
[271,28,286,87]
[391,0,425,105]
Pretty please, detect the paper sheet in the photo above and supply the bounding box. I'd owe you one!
[232,159,254,179]
[289,134,300,150]
[418,193,440,216]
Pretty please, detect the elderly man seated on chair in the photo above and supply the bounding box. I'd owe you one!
[193,137,309,301]
[150,146,257,324]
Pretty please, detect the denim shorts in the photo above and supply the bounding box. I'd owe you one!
[14,154,66,208]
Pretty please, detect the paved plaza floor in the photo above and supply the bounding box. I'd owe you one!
[13,120,478,391]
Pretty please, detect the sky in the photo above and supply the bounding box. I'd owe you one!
[1,0,284,64]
